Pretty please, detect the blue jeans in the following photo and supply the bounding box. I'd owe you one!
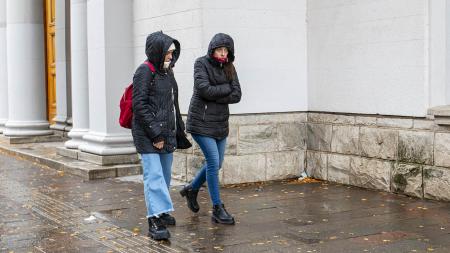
[140,153,174,217]
[191,134,227,206]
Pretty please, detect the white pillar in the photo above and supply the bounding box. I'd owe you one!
[65,0,89,149]
[52,0,70,131]
[79,0,135,155]
[4,0,52,136]
[446,0,450,104]
[0,0,7,134]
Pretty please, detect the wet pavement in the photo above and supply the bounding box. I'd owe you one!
[1,152,450,253]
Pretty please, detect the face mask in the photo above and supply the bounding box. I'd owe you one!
[163,61,170,69]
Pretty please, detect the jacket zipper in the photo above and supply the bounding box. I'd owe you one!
[203,105,207,121]
[172,88,176,129]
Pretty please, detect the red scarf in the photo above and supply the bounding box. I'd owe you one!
[213,56,228,63]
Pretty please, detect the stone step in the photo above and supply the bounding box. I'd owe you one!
[0,140,142,180]
[0,134,66,144]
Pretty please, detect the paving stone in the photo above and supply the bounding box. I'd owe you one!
[2,136,450,253]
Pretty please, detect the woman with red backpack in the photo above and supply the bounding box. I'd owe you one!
[131,31,185,240]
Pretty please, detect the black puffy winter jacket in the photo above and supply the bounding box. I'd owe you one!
[131,31,184,154]
[186,33,242,139]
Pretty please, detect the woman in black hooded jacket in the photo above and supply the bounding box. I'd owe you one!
[180,33,242,225]
[132,31,184,240]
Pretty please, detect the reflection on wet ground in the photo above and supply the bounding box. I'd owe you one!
[1,152,450,252]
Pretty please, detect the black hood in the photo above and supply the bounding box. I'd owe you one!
[207,33,235,63]
[145,31,180,72]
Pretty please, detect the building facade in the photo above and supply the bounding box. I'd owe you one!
[1,0,450,201]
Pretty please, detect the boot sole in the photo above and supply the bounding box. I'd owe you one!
[148,230,171,240]
[212,216,235,225]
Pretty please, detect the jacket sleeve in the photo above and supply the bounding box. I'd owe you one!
[216,70,242,104]
[194,60,232,100]
[132,64,162,141]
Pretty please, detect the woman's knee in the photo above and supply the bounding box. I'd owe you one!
[206,157,220,170]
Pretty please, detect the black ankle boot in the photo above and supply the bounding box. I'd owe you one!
[160,213,176,226]
[180,184,200,213]
[148,217,170,240]
[212,204,235,225]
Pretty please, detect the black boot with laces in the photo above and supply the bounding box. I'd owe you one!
[148,216,170,240]
[160,213,176,226]
[212,204,235,225]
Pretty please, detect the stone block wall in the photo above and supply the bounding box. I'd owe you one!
[173,113,307,185]
[174,111,450,202]
[306,112,450,202]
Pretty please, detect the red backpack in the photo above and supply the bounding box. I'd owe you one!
[119,61,156,129]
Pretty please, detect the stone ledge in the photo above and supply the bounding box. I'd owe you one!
[428,105,450,126]
[78,151,140,166]
[57,147,79,159]
[0,142,142,180]
[0,134,66,144]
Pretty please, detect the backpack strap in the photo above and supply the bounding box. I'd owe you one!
[144,61,156,73]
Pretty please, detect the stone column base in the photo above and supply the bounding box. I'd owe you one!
[79,133,136,156]
[58,146,139,166]
[77,151,140,166]
[65,128,89,149]
[3,120,53,136]
[50,116,70,132]
[60,132,139,166]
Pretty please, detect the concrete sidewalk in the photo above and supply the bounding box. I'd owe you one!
[1,152,450,253]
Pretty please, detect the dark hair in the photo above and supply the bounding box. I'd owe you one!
[224,62,235,81]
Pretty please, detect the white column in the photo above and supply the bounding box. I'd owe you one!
[0,0,7,134]
[65,0,89,149]
[52,0,69,131]
[79,0,135,155]
[446,0,450,104]
[4,0,52,136]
